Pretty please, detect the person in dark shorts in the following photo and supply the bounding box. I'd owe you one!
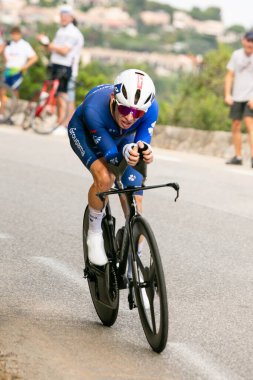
[0,26,38,120]
[224,31,253,168]
[37,5,84,135]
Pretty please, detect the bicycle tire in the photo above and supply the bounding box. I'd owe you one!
[30,93,69,135]
[131,216,168,353]
[83,206,119,327]
[0,81,17,123]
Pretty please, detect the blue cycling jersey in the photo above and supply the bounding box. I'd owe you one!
[68,84,158,168]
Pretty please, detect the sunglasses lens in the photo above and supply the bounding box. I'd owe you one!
[117,105,145,118]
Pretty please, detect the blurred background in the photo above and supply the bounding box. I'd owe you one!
[0,0,252,131]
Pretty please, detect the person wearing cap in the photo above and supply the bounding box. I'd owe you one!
[68,69,158,267]
[38,5,84,135]
[0,26,38,120]
[225,31,253,168]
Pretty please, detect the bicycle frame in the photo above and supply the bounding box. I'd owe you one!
[35,79,60,117]
[97,160,180,285]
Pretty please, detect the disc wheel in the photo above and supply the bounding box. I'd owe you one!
[131,216,168,353]
[83,206,119,327]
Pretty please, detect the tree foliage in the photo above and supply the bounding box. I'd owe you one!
[167,44,233,131]
[189,7,221,21]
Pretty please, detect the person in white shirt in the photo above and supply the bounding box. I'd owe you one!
[38,5,84,135]
[0,26,38,120]
[66,17,84,126]
[225,31,253,168]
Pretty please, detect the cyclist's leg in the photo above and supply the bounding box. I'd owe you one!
[68,118,112,265]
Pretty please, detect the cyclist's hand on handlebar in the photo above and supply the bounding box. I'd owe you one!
[122,143,139,166]
[137,141,153,164]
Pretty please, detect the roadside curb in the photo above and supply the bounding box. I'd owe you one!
[152,125,251,161]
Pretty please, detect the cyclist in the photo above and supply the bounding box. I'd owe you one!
[0,26,38,120]
[68,69,158,266]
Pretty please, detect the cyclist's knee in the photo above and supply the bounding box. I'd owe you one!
[91,162,114,191]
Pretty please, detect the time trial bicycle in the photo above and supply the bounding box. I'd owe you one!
[83,149,180,353]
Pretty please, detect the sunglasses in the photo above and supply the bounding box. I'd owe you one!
[115,100,145,119]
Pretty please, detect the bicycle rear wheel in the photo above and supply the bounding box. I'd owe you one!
[0,82,17,123]
[131,216,168,353]
[30,93,68,134]
[83,206,119,327]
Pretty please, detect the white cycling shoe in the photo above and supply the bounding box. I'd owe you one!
[87,230,108,266]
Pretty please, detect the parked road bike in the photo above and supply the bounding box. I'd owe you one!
[83,147,180,353]
[21,77,69,134]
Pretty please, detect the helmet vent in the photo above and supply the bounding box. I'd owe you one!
[144,94,152,104]
[134,89,141,105]
[122,84,128,99]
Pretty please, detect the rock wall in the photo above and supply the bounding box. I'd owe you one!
[152,125,251,160]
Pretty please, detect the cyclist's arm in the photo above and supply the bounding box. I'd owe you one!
[134,101,158,164]
[134,100,158,145]
[84,106,120,164]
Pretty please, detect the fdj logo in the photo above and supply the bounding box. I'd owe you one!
[114,83,122,93]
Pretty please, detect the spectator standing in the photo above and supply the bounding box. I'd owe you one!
[66,17,84,125]
[0,26,38,120]
[225,31,253,168]
[39,5,84,136]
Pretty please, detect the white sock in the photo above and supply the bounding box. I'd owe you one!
[88,206,104,234]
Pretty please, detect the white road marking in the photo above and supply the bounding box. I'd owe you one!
[170,342,241,380]
[0,233,13,239]
[32,256,84,287]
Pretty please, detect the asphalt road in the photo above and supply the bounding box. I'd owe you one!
[0,126,253,380]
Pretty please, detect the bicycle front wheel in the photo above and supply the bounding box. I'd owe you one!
[0,82,17,123]
[31,93,68,135]
[131,216,168,353]
[83,206,119,327]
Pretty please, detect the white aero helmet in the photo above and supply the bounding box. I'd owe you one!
[114,69,155,111]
